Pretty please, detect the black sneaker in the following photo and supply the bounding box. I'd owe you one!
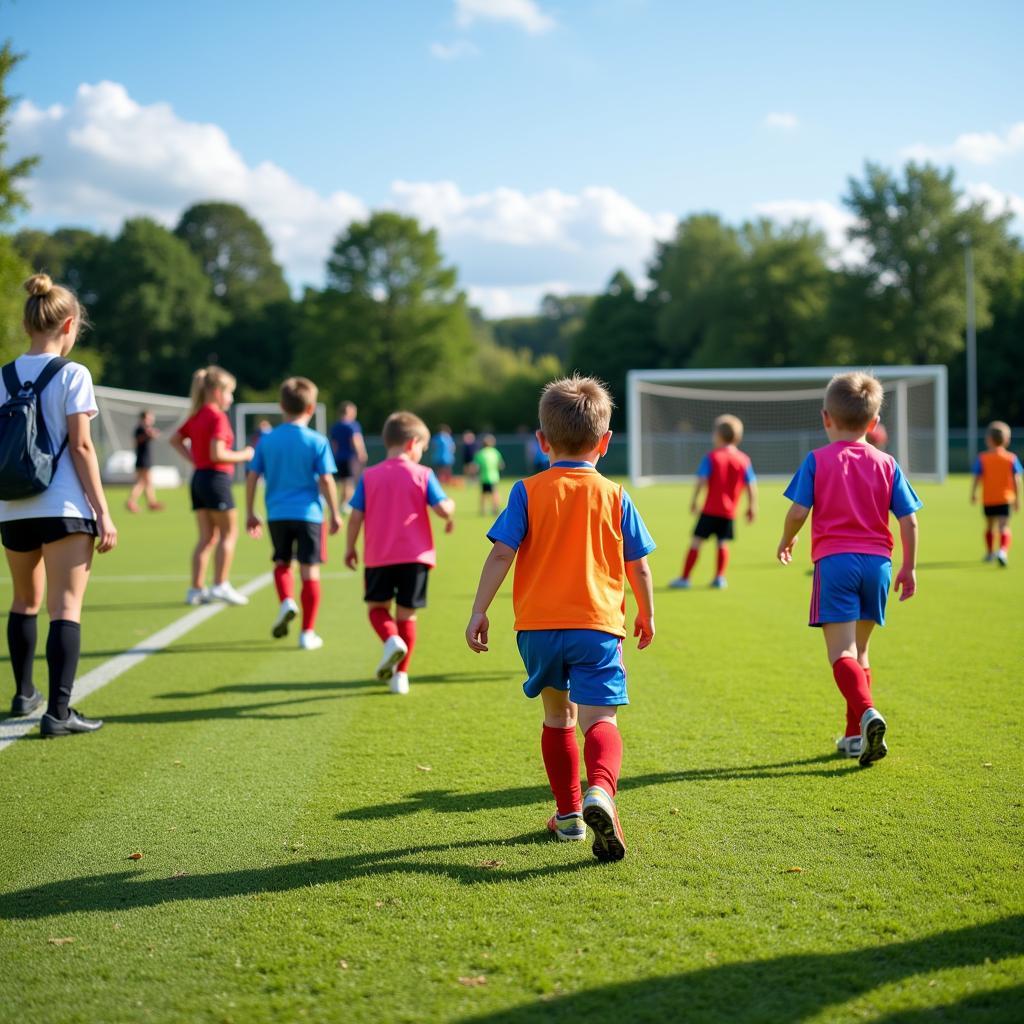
[40,708,104,737]
[10,688,44,717]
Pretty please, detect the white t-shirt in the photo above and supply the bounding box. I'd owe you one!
[0,354,99,522]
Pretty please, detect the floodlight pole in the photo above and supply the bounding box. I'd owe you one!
[964,241,978,463]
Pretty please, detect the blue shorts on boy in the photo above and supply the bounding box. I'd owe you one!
[250,423,337,523]
[517,629,628,706]
[810,553,892,627]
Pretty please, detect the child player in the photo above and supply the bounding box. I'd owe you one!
[245,378,343,650]
[669,414,757,590]
[345,412,455,694]
[970,421,1022,567]
[777,372,922,767]
[466,376,656,862]
[474,434,505,516]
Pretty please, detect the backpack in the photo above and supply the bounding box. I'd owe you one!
[0,357,71,500]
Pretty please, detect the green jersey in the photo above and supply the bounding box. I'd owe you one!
[474,447,503,485]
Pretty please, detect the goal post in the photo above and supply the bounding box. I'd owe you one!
[627,366,948,485]
[233,402,328,450]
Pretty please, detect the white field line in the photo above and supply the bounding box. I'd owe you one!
[0,572,274,753]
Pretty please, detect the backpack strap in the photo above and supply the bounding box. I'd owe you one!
[26,358,72,458]
[1,362,22,399]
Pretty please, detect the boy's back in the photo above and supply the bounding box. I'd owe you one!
[700,446,754,518]
[975,448,1021,506]
[252,423,334,522]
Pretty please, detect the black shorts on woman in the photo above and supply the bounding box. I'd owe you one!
[1,517,98,553]
[191,468,234,511]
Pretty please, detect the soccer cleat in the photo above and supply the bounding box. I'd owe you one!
[996,550,1008,567]
[835,734,863,759]
[547,811,586,842]
[299,630,324,651]
[125,499,140,513]
[9,688,44,718]
[858,708,888,766]
[40,707,104,737]
[209,582,249,606]
[389,670,410,695]
[983,552,995,562]
[272,597,299,638]
[711,576,728,589]
[668,577,691,590]
[185,587,210,606]
[582,785,626,862]
[376,635,408,680]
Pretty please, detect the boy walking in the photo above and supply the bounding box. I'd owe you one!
[466,376,656,862]
[474,434,504,515]
[345,412,455,695]
[245,378,342,650]
[971,421,1022,566]
[777,372,922,766]
[669,414,757,590]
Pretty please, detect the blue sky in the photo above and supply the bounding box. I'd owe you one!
[5,0,1023,314]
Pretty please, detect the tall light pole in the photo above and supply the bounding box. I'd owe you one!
[964,240,978,463]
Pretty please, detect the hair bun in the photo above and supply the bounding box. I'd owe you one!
[24,273,54,298]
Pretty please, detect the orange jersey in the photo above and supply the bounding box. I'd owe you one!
[975,448,1022,506]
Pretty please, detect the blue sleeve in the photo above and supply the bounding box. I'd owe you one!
[349,477,366,512]
[890,463,923,518]
[696,454,711,479]
[425,470,448,506]
[783,452,816,507]
[621,490,656,562]
[744,463,756,484]
[1014,456,1023,475]
[316,436,337,476]
[249,440,264,475]
[487,480,528,550]
[972,456,982,476]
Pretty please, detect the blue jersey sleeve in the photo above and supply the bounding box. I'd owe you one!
[972,456,982,476]
[316,436,337,476]
[621,490,656,562]
[1014,456,1023,475]
[487,480,528,550]
[784,452,816,507]
[744,463,756,484]
[890,463,923,518]
[249,439,265,476]
[349,477,366,512]
[696,454,711,479]
[426,470,448,506]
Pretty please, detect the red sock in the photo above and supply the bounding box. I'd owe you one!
[845,667,873,736]
[833,657,873,731]
[273,563,294,601]
[541,725,581,815]
[682,548,699,580]
[716,544,730,578]
[985,529,994,554]
[584,721,623,797]
[368,607,398,641]
[300,579,321,631]
[1001,529,1012,553]
[396,618,416,672]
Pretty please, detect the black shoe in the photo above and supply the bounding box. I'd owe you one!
[10,688,44,717]
[40,708,104,737]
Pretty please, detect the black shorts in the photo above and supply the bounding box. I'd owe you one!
[269,520,324,565]
[481,482,495,494]
[694,513,735,541]
[1,517,98,553]
[135,452,153,471]
[983,504,1011,518]
[191,469,234,512]
[364,563,430,609]
[333,466,352,482]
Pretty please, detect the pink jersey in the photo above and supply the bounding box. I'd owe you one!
[357,458,439,568]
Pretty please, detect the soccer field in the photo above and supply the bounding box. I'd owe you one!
[0,477,1021,1023]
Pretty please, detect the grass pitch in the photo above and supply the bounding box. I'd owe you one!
[0,477,1021,1023]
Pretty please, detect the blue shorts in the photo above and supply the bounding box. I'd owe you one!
[516,629,628,707]
[810,553,892,627]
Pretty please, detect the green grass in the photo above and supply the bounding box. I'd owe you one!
[0,476,1021,1023]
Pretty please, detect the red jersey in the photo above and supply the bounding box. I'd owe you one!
[177,404,234,473]
[699,446,755,519]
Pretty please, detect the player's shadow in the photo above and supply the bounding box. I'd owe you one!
[458,916,1024,1024]
[101,694,333,724]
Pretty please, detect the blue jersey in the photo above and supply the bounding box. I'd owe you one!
[250,423,337,523]
[432,432,456,466]
[330,419,362,462]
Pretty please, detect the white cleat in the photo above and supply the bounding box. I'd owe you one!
[376,635,408,679]
[208,582,249,606]
[389,670,410,695]
[996,550,1008,567]
[299,630,324,651]
[835,735,863,759]
[272,598,299,638]
[185,587,209,606]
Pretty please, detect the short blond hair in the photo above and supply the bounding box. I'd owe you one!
[280,376,318,415]
[382,411,429,448]
[714,414,743,445]
[189,365,237,415]
[824,372,883,431]
[539,375,613,454]
[987,421,1011,447]
[23,273,88,335]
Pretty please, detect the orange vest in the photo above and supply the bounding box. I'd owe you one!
[512,468,627,637]
[977,449,1019,505]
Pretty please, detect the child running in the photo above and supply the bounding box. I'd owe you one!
[970,421,1021,566]
[126,410,163,512]
[466,376,656,862]
[777,372,922,766]
[474,434,505,515]
[245,377,342,650]
[669,414,757,590]
[172,367,254,607]
[345,412,455,694]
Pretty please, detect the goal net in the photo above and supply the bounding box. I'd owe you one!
[627,367,947,484]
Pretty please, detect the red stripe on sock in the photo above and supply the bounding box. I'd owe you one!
[368,607,398,641]
[541,725,581,816]
[396,618,416,672]
[584,720,623,797]
[301,579,321,632]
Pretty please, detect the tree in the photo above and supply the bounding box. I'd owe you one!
[492,293,593,362]
[13,227,100,292]
[0,42,37,228]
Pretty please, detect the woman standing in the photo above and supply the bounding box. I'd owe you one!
[2,275,117,736]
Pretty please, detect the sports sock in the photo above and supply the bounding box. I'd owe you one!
[396,618,416,672]
[584,720,623,797]
[7,611,37,698]
[846,666,873,736]
[46,620,81,720]
[368,607,398,641]
[682,547,699,580]
[541,725,581,815]
[273,563,294,602]
[1000,529,1012,553]
[716,544,730,578]
[301,579,321,631]
[832,657,872,731]
[985,529,994,554]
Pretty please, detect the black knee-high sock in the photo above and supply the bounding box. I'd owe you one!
[46,620,81,720]
[7,612,38,698]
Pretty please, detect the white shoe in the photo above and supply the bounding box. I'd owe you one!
[209,582,249,606]
[185,587,209,606]
[389,670,410,695]
[299,630,323,651]
[835,735,863,758]
[668,577,691,590]
[996,550,1008,567]
[983,552,996,562]
[858,708,888,766]
[376,635,408,679]
[272,598,299,638]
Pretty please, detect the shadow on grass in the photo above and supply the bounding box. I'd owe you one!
[81,601,191,613]
[0,834,588,920]
[336,754,849,822]
[101,694,333,724]
[459,916,1024,1024]
[83,639,283,658]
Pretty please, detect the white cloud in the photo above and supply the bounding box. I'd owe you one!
[903,121,1024,166]
[466,282,572,318]
[752,199,865,265]
[454,0,556,34]
[763,111,799,132]
[429,40,480,60]
[962,182,1024,221]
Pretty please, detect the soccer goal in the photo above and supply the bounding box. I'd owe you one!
[233,402,328,451]
[627,366,948,485]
